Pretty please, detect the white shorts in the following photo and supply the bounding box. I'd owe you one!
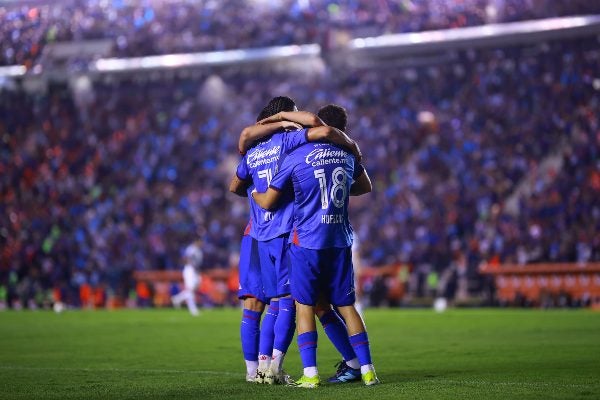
[183,265,200,291]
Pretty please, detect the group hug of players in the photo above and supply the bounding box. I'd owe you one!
[229,96,379,388]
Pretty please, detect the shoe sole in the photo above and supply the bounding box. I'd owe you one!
[292,380,320,388]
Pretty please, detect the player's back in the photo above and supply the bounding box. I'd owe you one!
[239,129,308,241]
[273,142,359,249]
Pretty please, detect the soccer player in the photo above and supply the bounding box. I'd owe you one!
[230,103,303,383]
[252,105,379,388]
[258,104,365,383]
[230,97,361,384]
[171,239,203,316]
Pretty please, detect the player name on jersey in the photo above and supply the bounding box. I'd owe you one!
[321,214,344,224]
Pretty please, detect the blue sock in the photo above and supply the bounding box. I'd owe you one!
[258,301,279,357]
[273,297,296,353]
[349,332,372,366]
[241,309,261,361]
[297,331,318,368]
[319,310,357,362]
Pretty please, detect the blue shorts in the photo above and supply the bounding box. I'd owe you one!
[258,234,291,299]
[289,245,355,307]
[238,235,267,304]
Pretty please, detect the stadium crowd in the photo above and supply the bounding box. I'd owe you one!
[2,0,600,66]
[1,34,599,308]
[495,102,600,266]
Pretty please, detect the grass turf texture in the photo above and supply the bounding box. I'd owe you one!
[0,309,599,399]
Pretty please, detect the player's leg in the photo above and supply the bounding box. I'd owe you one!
[314,300,360,383]
[171,264,199,316]
[241,296,264,381]
[256,240,279,382]
[266,237,295,384]
[335,305,378,385]
[290,245,321,388]
[238,236,265,382]
[329,247,379,386]
[295,301,320,388]
[171,288,184,307]
[171,265,188,308]
[182,265,199,316]
[257,298,278,381]
[268,295,295,383]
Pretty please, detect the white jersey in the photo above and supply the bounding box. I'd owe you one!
[184,243,203,269]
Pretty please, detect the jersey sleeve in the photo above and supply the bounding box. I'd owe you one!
[235,155,250,181]
[353,160,365,180]
[269,153,295,191]
[281,129,309,153]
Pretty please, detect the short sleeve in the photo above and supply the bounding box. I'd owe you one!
[281,129,309,153]
[270,153,295,191]
[353,161,365,180]
[236,155,250,181]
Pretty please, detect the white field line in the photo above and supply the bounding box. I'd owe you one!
[0,365,238,377]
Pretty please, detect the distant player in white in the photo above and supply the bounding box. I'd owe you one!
[352,238,364,316]
[171,239,203,316]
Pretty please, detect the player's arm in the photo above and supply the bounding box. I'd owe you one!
[229,175,251,197]
[238,121,302,154]
[252,188,282,211]
[255,150,294,210]
[350,168,372,196]
[307,126,362,163]
[262,111,363,162]
[258,111,325,128]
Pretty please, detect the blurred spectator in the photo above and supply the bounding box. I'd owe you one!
[1,35,599,308]
[1,0,599,66]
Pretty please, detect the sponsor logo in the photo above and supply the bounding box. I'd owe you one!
[305,148,347,167]
[247,145,281,168]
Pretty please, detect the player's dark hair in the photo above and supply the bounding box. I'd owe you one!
[256,107,271,122]
[256,96,297,122]
[317,104,347,132]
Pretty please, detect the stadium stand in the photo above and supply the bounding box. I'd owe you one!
[2,0,600,66]
[1,3,599,309]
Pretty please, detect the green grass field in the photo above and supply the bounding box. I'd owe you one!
[1,308,599,399]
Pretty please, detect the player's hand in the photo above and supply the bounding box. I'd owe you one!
[280,121,302,131]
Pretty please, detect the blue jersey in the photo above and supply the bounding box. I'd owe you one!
[236,129,309,241]
[269,142,364,249]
